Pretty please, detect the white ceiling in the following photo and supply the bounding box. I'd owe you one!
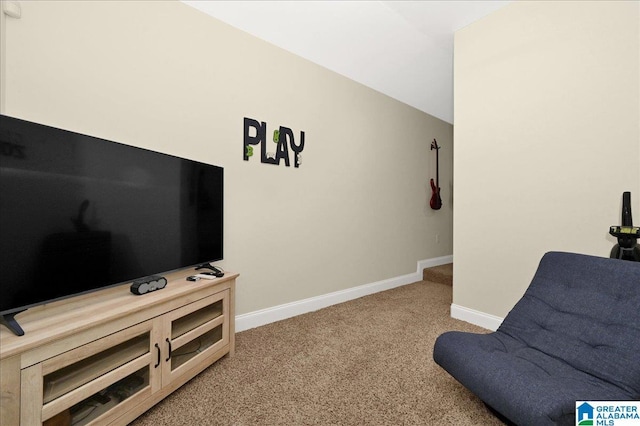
[181,1,511,124]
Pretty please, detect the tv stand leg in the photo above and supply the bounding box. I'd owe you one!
[1,312,25,336]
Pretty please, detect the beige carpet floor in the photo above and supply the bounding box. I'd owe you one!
[131,267,503,425]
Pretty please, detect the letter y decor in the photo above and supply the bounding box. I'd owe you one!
[243,117,305,168]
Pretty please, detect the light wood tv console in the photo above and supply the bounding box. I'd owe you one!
[0,269,238,426]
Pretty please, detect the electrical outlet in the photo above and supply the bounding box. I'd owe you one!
[436,234,440,243]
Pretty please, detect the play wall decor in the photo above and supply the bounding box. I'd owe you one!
[243,117,305,168]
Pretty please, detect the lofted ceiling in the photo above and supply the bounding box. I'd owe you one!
[181,1,511,124]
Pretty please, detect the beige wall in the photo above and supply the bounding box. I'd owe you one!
[453,1,639,322]
[0,1,453,315]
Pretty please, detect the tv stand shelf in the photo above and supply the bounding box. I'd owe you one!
[0,269,237,426]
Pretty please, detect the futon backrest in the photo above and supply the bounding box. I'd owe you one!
[497,251,640,397]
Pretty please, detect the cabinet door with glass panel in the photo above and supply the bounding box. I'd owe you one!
[22,319,161,426]
[160,290,229,385]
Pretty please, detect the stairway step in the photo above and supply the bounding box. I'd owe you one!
[423,263,452,285]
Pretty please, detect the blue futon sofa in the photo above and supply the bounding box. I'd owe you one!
[433,251,640,426]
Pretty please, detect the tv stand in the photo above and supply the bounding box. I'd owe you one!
[0,311,26,336]
[0,268,237,425]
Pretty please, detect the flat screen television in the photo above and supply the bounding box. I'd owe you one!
[0,114,223,336]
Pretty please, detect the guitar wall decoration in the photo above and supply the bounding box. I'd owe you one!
[429,139,442,210]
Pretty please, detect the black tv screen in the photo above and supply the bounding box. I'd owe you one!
[0,115,223,332]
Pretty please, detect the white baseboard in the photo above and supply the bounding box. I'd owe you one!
[236,255,453,332]
[417,254,453,272]
[450,303,503,331]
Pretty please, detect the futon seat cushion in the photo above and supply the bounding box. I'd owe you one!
[435,331,634,425]
[433,252,640,426]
